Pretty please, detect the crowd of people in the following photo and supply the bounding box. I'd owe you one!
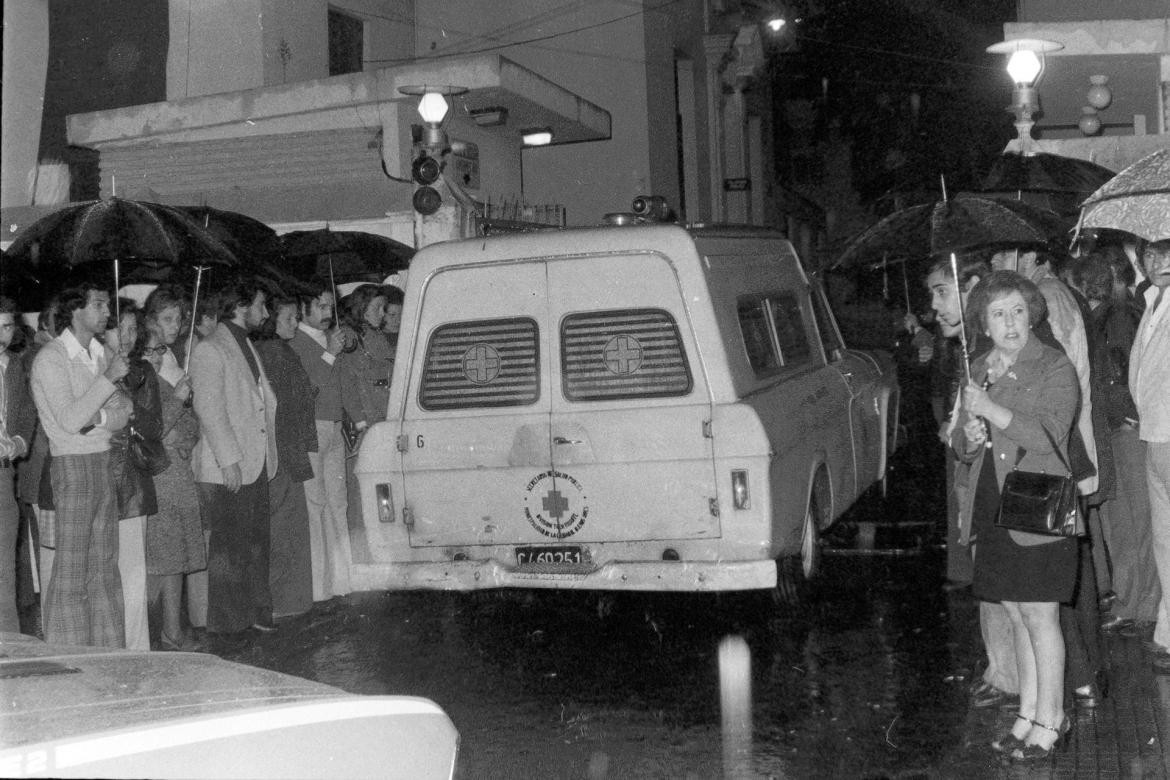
[0,275,404,652]
[899,237,1170,763]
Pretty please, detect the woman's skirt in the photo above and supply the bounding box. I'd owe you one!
[971,446,1078,604]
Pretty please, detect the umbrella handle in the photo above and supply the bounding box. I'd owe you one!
[113,258,121,346]
[184,266,206,374]
[949,252,971,384]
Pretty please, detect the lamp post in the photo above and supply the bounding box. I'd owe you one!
[985,38,1063,154]
[397,85,468,220]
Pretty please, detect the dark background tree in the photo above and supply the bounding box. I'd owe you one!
[770,0,1017,210]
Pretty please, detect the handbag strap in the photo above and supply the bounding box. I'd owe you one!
[1012,425,1073,476]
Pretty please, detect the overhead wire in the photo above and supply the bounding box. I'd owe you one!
[363,0,686,65]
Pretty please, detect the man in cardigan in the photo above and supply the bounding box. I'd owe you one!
[30,285,130,647]
[0,298,36,633]
[1131,239,1170,668]
[190,279,278,635]
[289,284,352,602]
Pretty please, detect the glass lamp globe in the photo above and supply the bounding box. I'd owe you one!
[1006,50,1042,86]
[418,92,450,124]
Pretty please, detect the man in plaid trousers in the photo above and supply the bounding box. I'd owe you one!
[31,284,130,647]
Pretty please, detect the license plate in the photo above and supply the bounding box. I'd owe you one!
[516,546,582,565]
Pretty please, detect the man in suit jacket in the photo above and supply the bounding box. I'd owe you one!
[190,279,279,635]
[1131,239,1170,665]
[289,283,352,601]
[0,298,36,633]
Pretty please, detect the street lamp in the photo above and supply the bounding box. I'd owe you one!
[986,38,1063,153]
[398,84,468,152]
[398,85,467,217]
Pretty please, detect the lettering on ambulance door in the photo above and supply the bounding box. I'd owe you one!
[546,254,718,543]
[399,263,552,547]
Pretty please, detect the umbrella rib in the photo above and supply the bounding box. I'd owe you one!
[69,201,104,266]
[135,200,181,263]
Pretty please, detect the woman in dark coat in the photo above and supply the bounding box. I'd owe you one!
[953,271,1080,762]
[108,305,162,651]
[336,285,393,526]
[254,295,317,619]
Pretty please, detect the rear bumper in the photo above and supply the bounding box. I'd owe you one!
[350,558,776,592]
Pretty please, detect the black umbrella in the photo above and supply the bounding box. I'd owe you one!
[981,152,1115,196]
[833,195,1071,270]
[279,229,414,286]
[174,205,283,265]
[4,197,238,311]
[980,152,1116,217]
[173,205,306,293]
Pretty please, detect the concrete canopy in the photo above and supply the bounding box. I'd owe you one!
[66,54,610,150]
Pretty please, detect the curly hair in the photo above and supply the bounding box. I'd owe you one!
[341,284,388,331]
[144,284,190,324]
[965,270,1048,334]
[1072,252,1114,304]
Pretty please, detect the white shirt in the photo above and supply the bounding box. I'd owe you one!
[61,327,104,373]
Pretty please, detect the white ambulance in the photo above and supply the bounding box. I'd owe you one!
[350,221,899,594]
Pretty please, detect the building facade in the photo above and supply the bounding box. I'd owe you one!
[2,0,799,251]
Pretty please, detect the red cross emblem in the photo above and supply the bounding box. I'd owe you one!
[462,343,501,384]
[603,334,643,375]
[542,489,569,520]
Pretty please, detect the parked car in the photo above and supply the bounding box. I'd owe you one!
[0,633,458,779]
[348,221,899,596]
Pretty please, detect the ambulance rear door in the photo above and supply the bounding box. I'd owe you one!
[397,261,553,548]
[544,253,720,544]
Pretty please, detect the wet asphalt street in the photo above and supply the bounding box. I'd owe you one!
[208,437,1170,779]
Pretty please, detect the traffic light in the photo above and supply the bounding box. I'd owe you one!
[411,152,442,216]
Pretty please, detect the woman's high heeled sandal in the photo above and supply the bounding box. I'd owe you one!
[991,714,1034,754]
[1009,714,1072,762]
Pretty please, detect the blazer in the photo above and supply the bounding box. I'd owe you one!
[255,338,318,482]
[951,334,1079,544]
[190,322,278,485]
[289,328,342,422]
[1130,287,1170,443]
[2,351,36,454]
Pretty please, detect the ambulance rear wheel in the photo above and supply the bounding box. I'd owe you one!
[774,491,823,606]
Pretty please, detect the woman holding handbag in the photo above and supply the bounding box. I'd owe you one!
[954,271,1081,763]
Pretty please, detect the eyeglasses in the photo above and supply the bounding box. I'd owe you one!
[143,345,168,355]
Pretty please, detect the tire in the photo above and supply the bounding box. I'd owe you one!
[774,488,823,607]
[880,393,900,498]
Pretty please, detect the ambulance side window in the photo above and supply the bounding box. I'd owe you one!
[809,283,845,362]
[737,298,779,375]
[769,292,812,367]
[560,309,692,401]
[737,291,813,378]
[418,317,540,410]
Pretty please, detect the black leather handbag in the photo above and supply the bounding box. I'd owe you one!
[127,422,170,477]
[994,427,1082,538]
